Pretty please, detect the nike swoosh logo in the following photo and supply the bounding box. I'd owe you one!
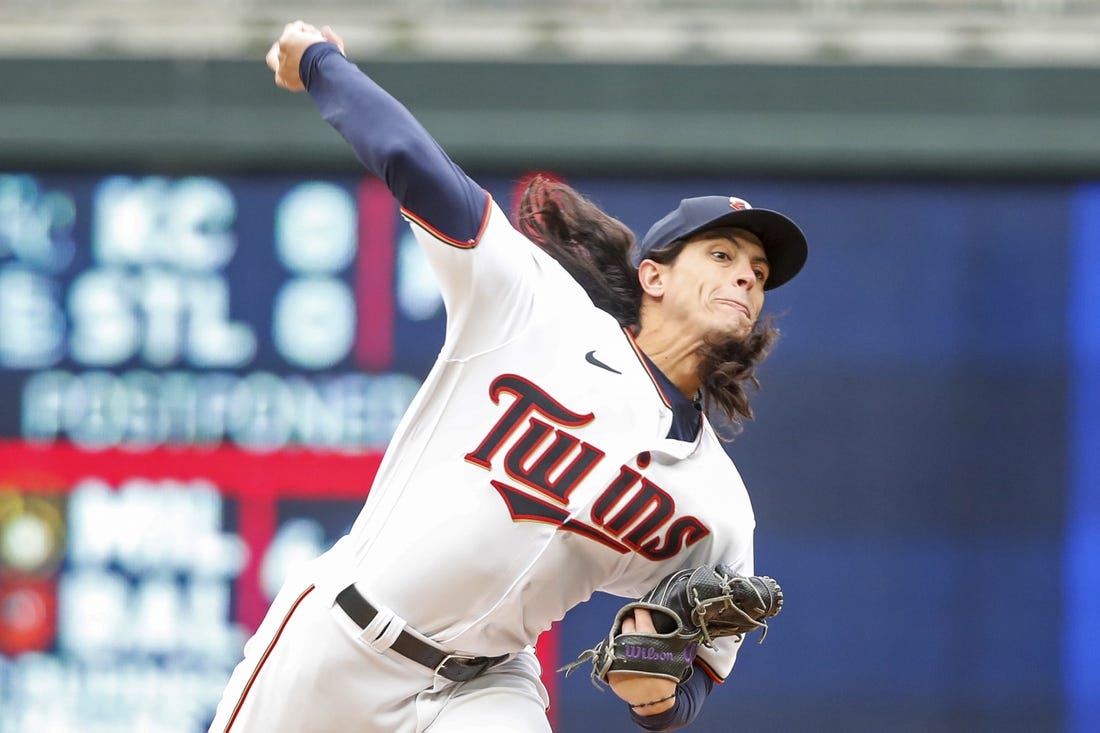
[585,350,622,374]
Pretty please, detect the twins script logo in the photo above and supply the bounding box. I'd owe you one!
[464,374,710,559]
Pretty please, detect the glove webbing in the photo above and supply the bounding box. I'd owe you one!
[692,573,770,647]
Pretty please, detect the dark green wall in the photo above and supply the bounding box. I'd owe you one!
[5,56,1100,176]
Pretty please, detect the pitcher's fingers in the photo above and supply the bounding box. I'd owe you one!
[631,607,658,633]
[265,42,281,73]
[321,25,345,54]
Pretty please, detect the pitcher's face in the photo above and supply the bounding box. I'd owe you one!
[647,228,768,342]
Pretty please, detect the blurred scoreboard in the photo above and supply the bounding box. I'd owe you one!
[0,171,447,731]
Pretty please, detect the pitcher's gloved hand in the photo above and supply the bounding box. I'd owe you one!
[561,566,783,686]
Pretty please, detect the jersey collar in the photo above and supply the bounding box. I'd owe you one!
[623,329,703,443]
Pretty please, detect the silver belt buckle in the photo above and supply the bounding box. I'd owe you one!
[435,653,482,680]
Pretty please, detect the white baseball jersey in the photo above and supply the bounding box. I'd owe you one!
[317,198,756,681]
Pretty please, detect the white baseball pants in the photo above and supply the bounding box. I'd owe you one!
[209,562,552,733]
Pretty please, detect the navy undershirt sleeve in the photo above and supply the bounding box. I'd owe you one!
[629,668,715,731]
[300,42,488,244]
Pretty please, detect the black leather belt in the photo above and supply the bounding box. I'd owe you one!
[335,584,508,682]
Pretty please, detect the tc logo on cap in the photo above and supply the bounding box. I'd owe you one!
[728,197,749,211]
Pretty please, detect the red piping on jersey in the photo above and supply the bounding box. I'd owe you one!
[695,657,727,684]
[399,191,493,249]
[224,584,316,731]
[622,328,673,409]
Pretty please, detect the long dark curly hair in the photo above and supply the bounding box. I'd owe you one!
[513,175,778,431]
[513,174,642,328]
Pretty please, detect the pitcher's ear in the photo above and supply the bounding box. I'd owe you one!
[637,259,666,298]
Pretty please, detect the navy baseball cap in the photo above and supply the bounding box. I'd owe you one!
[631,195,808,290]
